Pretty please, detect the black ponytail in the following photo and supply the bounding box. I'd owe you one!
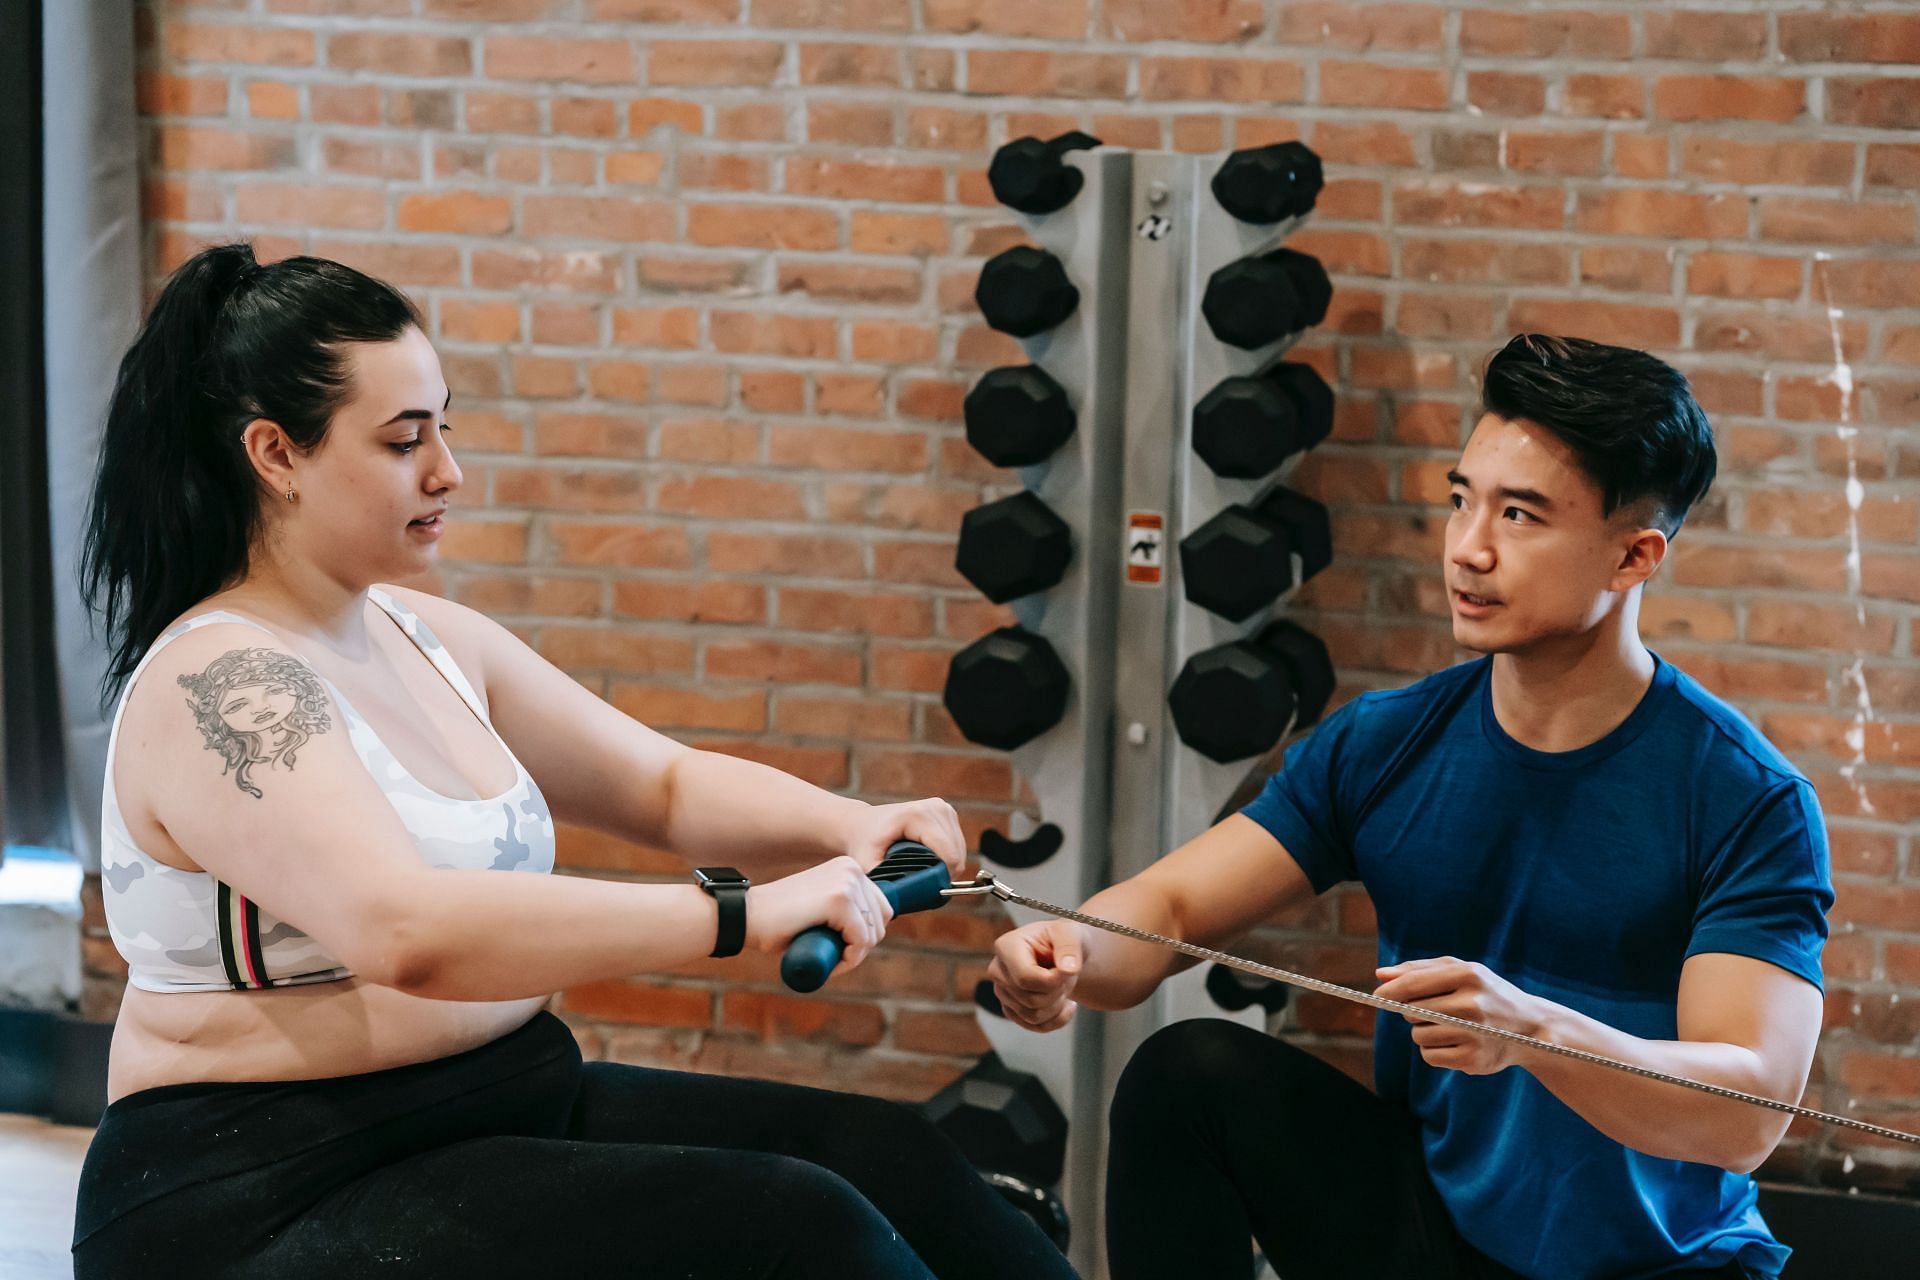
[81,242,421,706]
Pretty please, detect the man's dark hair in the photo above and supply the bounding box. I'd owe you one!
[1480,334,1716,538]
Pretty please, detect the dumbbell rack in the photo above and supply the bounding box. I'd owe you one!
[946,141,1335,1279]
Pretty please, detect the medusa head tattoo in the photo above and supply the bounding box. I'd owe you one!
[179,649,334,799]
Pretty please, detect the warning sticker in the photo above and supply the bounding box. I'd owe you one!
[1126,511,1165,585]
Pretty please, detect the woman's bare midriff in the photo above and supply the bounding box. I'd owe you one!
[109,981,549,1102]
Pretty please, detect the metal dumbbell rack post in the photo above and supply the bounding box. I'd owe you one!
[951,140,1333,1278]
[948,145,1136,1267]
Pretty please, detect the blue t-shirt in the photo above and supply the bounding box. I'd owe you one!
[1242,654,1831,1280]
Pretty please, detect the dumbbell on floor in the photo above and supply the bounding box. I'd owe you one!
[922,1052,1071,1253]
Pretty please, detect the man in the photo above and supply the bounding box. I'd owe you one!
[989,335,1832,1280]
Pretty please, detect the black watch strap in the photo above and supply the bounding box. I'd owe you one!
[695,867,750,958]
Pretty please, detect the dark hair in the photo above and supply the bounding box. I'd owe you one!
[81,243,422,705]
[1480,333,1716,538]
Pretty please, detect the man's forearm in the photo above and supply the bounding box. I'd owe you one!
[1521,1002,1791,1173]
[658,748,862,877]
[1069,879,1194,1011]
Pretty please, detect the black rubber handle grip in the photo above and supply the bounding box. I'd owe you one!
[780,841,952,993]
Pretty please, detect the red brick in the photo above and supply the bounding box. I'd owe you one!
[311,84,381,125]
[850,211,948,257]
[1579,245,1673,294]
[245,80,299,120]
[1401,238,1569,286]
[1319,60,1445,110]
[1812,258,1920,310]
[396,191,513,235]
[1827,79,1920,130]
[968,51,1129,99]
[1506,129,1604,177]
[924,0,1086,39]
[613,579,766,625]
[630,97,704,135]
[706,531,863,578]
[1311,121,1415,168]
[1507,299,1680,349]
[688,203,840,251]
[610,306,699,349]
[137,71,229,116]
[710,312,838,359]
[1611,133,1668,180]
[1576,190,1745,239]
[1274,2,1443,50]
[787,157,946,203]
[1865,144,1920,190]
[1465,72,1545,117]
[752,0,911,30]
[167,22,315,66]
[1103,0,1264,43]
[1561,74,1643,120]
[523,195,673,241]
[1655,75,1805,124]
[650,39,784,86]
[807,101,895,147]
[1678,137,1854,188]
[1748,602,1896,653]
[331,32,471,76]
[892,1008,991,1055]
[438,519,529,565]
[1643,11,1768,61]
[856,748,1011,802]
[797,42,897,88]
[1693,306,1871,363]
[235,182,384,229]
[723,991,886,1046]
[615,685,767,732]
[1393,181,1564,231]
[1460,8,1630,58]
[543,520,692,568]
[1780,13,1920,65]
[1686,252,1800,302]
[537,628,695,676]
[778,588,934,638]
[531,412,643,456]
[563,980,711,1027]
[153,125,296,172]
[703,640,862,687]
[1759,198,1915,248]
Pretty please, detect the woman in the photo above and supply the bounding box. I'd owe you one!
[73,243,1079,1279]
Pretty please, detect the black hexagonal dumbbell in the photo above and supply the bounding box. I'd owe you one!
[1179,486,1332,623]
[1211,140,1325,225]
[1205,963,1291,1015]
[964,365,1076,467]
[1192,361,1334,480]
[976,246,1080,338]
[988,130,1102,215]
[1201,249,1332,350]
[921,1052,1071,1251]
[955,493,1073,605]
[944,626,1070,751]
[1168,619,1335,764]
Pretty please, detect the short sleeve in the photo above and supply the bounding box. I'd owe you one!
[1686,780,1832,992]
[1239,700,1362,893]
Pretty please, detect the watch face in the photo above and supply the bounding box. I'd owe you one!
[696,866,748,888]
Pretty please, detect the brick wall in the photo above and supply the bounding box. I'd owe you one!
[112,0,1917,1189]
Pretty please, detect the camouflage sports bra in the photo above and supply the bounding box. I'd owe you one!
[99,587,554,992]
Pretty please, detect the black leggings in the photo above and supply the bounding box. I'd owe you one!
[1105,1019,1763,1280]
[73,1012,1078,1279]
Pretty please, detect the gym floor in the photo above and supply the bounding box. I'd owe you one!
[0,1114,86,1279]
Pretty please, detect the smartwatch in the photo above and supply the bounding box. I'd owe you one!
[694,867,751,958]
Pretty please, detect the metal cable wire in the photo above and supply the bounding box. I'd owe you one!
[969,878,1920,1147]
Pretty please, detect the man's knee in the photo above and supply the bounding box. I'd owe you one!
[1110,1018,1311,1134]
